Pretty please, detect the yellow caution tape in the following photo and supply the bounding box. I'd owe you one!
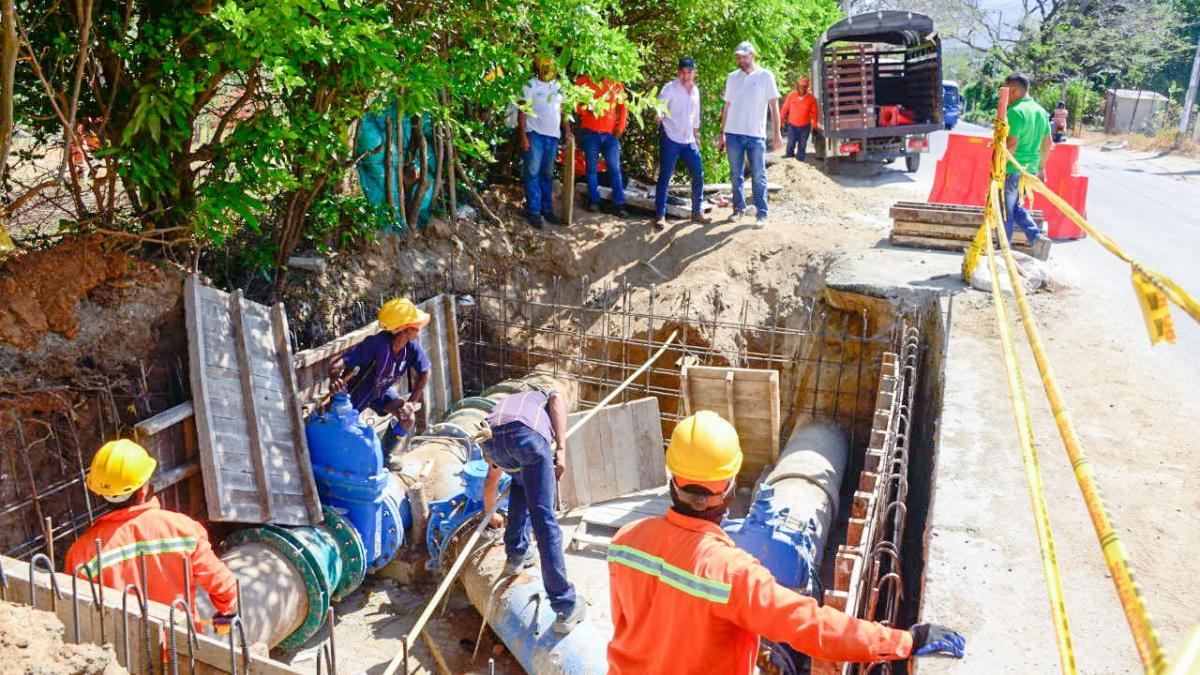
[997,143,1200,341]
[1132,271,1178,345]
[981,182,1079,675]
[995,211,1169,674]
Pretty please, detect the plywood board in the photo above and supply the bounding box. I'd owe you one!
[559,397,665,510]
[680,366,780,480]
[185,275,321,525]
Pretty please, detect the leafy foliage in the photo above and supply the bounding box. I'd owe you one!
[10,0,838,275]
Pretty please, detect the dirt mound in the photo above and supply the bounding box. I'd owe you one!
[0,600,125,674]
[0,238,182,379]
[768,159,855,214]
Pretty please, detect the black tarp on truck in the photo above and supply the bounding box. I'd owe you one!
[811,11,943,172]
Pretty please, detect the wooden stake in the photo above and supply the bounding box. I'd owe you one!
[562,134,576,224]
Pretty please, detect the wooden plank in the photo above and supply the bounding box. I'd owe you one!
[681,366,779,479]
[442,295,463,400]
[187,276,320,526]
[892,220,1032,245]
[133,401,194,438]
[562,133,576,224]
[185,276,227,524]
[889,233,1034,254]
[562,398,663,509]
[230,289,273,522]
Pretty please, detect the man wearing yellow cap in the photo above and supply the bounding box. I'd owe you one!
[329,297,432,437]
[65,440,239,630]
[607,411,966,673]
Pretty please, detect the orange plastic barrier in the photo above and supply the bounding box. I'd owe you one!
[928,133,1089,239]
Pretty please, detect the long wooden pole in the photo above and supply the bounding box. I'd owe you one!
[380,330,679,675]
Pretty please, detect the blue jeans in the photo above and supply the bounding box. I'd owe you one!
[484,422,577,614]
[726,133,768,217]
[655,135,705,217]
[523,132,559,217]
[1003,172,1044,243]
[580,131,625,207]
[786,124,812,161]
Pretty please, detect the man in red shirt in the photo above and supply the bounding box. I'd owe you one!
[575,75,629,218]
[780,76,819,161]
[608,412,966,673]
[64,439,240,630]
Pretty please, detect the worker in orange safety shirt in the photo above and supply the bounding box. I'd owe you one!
[607,411,966,673]
[65,439,240,633]
[780,76,819,161]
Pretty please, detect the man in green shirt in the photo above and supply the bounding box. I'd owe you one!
[1003,73,1052,260]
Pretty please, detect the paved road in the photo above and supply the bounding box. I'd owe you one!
[930,121,1200,387]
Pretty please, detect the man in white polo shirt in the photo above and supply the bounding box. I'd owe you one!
[518,56,574,230]
[717,41,783,227]
[653,57,712,231]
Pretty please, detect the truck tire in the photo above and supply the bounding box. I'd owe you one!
[905,153,921,173]
[812,129,827,160]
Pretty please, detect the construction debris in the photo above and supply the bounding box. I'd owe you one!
[889,201,1041,253]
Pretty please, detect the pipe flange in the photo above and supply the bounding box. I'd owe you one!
[481,380,526,396]
[321,507,366,602]
[440,396,498,419]
[224,527,331,649]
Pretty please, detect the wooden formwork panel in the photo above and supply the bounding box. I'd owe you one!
[559,397,665,510]
[814,352,901,675]
[185,275,322,526]
[680,366,780,480]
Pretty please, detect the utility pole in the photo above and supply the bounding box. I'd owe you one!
[1179,40,1200,137]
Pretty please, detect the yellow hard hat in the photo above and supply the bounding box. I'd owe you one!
[665,411,743,483]
[86,439,157,501]
[377,297,431,332]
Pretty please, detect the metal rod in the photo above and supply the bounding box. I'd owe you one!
[168,597,199,675]
[122,583,147,673]
[28,553,61,612]
[139,552,154,674]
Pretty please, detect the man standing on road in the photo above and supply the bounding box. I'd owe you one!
[718,42,783,228]
[480,388,586,635]
[780,76,819,161]
[576,74,630,218]
[654,57,711,231]
[1003,73,1052,260]
[518,56,574,229]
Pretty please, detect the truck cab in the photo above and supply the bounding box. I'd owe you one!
[811,11,943,173]
[943,80,962,129]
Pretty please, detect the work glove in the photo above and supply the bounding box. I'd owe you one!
[910,623,966,658]
[212,612,238,636]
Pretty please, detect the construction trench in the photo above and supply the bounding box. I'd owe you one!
[0,265,947,675]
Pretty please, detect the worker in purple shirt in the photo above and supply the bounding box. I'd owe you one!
[327,298,432,438]
[481,388,586,634]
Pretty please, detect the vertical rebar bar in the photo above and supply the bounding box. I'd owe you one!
[645,284,656,395]
[577,276,589,406]
[810,310,828,420]
[831,311,850,424]
[499,269,509,379]
[852,308,869,451]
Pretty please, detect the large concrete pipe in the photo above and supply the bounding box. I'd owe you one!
[218,542,307,647]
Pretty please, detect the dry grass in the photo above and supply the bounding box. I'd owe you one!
[1077,128,1200,158]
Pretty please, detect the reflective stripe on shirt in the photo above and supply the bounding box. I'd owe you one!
[81,536,198,579]
[607,543,731,604]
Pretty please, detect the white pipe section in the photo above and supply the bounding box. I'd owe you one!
[764,423,850,559]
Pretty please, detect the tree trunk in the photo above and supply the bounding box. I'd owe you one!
[406,114,429,235]
[0,0,18,193]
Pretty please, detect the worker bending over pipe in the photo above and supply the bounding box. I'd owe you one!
[607,411,966,673]
[481,387,587,634]
[65,440,240,633]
